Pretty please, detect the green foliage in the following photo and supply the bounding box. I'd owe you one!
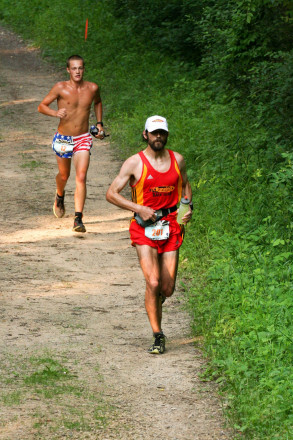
[1,0,293,438]
[182,222,293,438]
[110,0,202,63]
[179,113,293,437]
[192,0,293,146]
[109,0,293,149]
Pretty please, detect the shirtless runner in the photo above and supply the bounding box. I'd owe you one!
[106,115,193,353]
[38,54,104,232]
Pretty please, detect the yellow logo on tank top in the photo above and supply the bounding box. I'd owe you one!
[150,186,175,193]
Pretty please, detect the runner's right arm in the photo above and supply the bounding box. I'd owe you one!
[38,83,67,119]
[106,156,156,222]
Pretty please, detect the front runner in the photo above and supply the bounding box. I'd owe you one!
[38,54,104,232]
[106,115,193,353]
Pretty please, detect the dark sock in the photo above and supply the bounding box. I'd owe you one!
[154,331,164,337]
[75,212,82,219]
[56,193,64,199]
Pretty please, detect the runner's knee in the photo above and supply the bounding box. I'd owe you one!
[146,277,160,293]
[161,282,176,298]
[76,172,87,184]
[58,171,70,182]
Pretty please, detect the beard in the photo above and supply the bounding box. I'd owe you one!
[148,136,167,152]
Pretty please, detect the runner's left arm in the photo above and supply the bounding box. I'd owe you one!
[175,153,193,224]
[93,85,104,139]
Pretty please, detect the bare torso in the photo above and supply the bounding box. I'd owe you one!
[56,80,98,136]
[38,79,100,137]
[38,58,103,138]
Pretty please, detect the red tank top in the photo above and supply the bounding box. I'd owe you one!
[131,149,182,210]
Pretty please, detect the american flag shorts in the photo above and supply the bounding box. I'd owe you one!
[52,132,93,158]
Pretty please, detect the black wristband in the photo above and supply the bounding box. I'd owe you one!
[96,121,103,127]
[189,202,194,211]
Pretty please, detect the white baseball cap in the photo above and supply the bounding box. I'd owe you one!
[145,115,168,133]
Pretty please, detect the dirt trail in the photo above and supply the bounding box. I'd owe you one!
[0,26,232,440]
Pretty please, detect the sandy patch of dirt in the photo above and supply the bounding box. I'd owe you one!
[0,25,233,440]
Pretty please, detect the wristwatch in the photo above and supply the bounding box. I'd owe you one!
[96,121,103,127]
[189,202,194,211]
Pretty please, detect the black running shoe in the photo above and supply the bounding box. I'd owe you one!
[148,332,166,354]
[53,191,65,218]
[73,216,86,233]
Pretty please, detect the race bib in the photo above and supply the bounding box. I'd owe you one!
[145,220,170,241]
[52,135,74,155]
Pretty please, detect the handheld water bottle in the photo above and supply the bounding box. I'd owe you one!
[177,196,190,224]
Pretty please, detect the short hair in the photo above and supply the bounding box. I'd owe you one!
[67,55,84,68]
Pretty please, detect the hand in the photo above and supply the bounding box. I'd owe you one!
[181,207,193,224]
[56,108,67,119]
[137,205,156,222]
[95,124,105,139]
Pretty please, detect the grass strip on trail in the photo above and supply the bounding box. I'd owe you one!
[0,351,111,437]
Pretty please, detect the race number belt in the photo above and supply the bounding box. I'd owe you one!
[134,205,177,228]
